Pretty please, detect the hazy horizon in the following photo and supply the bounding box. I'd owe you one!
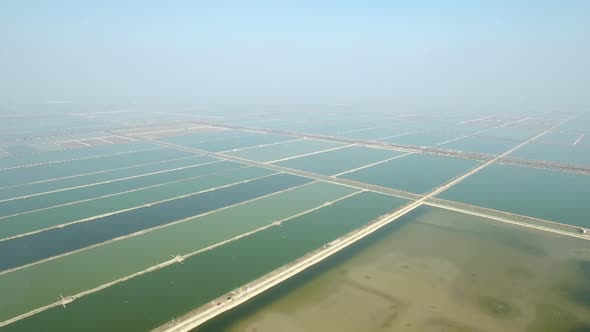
[2,1,589,113]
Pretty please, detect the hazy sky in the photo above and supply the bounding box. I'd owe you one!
[2,1,589,111]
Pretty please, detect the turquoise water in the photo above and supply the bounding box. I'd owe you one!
[440,163,590,227]
[0,182,356,324]
[4,111,589,332]
[0,173,310,273]
[0,174,321,320]
[163,131,293,152]
[226,139,343,162]
[194,206,590,332]
[289,122,368,135]
[1,145,38,156]
[342,154,479,194]
[0,159,235,217]
[382,132,455,146]
[0,147,193,187]
[341,127,410,140]
[539,131,583,145]
[0,113,112,139]
[440,135,517,154]
[195,133,294,152]
[511,142,590,165]
[2,192,406,331]
[0,165,268,239]
[0,155,210,200]
[0,141,158,169]
[483,127,537,140]
[160,130,251,146]
[276,146,402,175]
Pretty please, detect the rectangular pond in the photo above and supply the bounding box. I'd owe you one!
[0,154,211,201]
[0,192,407,331]
[0,147,192,187]
[164,131,294,153]
[0,157,227,217]
[0,141,159,170]
[510,142,590,166]
[439,163,590,228]
[0,165,268,240]
[342,154,479,194]
[226,139,343,162]
[439,135,518,155]
[276,146,403,175]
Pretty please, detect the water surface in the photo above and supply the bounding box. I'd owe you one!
[196,206,590,332]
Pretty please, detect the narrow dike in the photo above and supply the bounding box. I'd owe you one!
[0,173,310,272]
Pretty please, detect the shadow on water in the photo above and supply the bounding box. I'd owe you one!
[192,206,425,331]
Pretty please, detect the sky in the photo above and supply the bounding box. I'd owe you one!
[1,1,589,112]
